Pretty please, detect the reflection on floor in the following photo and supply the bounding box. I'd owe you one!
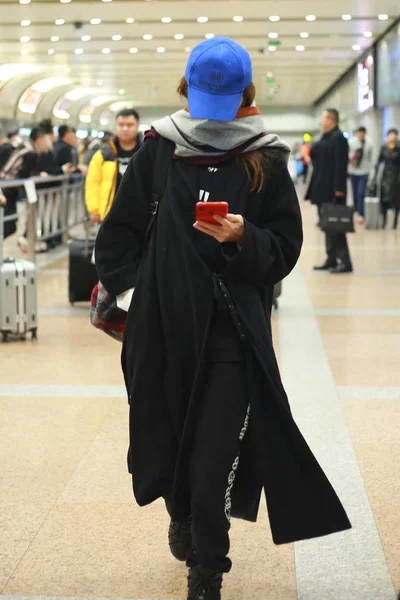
[0,202,399,600]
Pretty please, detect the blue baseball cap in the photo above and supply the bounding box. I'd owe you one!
[185,36,253,122]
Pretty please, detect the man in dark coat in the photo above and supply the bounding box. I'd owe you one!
[0,127,48,239]
[306,108,353,273]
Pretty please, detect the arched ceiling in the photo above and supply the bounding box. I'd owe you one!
[0,0,399,127]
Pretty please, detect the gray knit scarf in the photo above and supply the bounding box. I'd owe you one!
[152,109,290,159]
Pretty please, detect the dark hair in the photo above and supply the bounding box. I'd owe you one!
[116,108,140,121]
[102,131,114,144]
[177,76,275,192]
[325,108,340,124]
[58,125,72,139]
[7,129,19,139]
[357,126,367,134]
[39,119,54,135]
[387,128,399,136]
[30,127,46,142]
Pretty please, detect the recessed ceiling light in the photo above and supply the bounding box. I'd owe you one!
[352,44,361,51]
[81,35,91,41]
[60,0,71,3]
[129,47,139,54]
[20,36,30,43]
[305,15,317,22]
[75,48,84,55]
[233,16,244,22]
[48,49,55,55]
[300,32,309,38]
[364,31,373,38]
[269,15,280,22]
[161,17,172,23]
[143,34,153,40]
[378,14,389,20]
[126,18,135,24]
[197,16,208,23]
[112,34,122,41]
[102,48,111,54]
[21,20,31,26]
[102,0,112,2]
[296,45,305,51]
[157,47,166,53]
[97,80,103,85]
[51,36,60,42]
[268,46,277,52]
[119,89,125,94]
[185,46,191,53]
[90,18,101,25]
[268,32,279,39]
[205,33,215,39]
[342,14,352,21]
[174,33,184,40]
[55,19,65,25]
[21,48,29,55]
[20,0,31,4]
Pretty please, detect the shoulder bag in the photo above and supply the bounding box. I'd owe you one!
[320,200,355,234]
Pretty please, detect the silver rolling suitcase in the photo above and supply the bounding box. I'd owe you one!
[364,196,380,230]
[0,207,38,342]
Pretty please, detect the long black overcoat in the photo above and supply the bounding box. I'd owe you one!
[306,127,349,206]
[96,136,351,545]
[377,143,400,210]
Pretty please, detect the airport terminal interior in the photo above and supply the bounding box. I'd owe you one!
[1,1,400,599]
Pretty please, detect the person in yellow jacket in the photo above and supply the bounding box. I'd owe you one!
[85,109,141,223]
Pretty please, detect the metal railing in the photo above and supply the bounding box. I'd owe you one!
[0,174,86,263]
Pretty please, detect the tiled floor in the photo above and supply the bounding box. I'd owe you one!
[0,201,399,599]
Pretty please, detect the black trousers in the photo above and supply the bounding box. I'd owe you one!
[319,206,352,267]
[187,361,250,574]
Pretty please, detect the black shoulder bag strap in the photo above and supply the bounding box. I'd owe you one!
[150,136,175,215]
[145,136,175,241]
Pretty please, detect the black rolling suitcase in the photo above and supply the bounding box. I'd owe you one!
[68,236,98,304]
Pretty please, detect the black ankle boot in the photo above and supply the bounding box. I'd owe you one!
[187,566,223,600]
[168,516,192,561]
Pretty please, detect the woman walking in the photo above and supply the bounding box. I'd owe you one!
[95,37,351,600]
[376,128,400,229]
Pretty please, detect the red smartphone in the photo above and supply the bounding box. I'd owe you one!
[196,202,228,226]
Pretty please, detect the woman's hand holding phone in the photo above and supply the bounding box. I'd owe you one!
[194,213,245,244]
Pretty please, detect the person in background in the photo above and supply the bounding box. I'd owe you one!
[301,134,312,183]
[54,125,79,170]
[7,129,23,149]
[85,109,141,224]
[375,128,400,229]
[348,126,373,224]
[83,132,113,166]
[306,108,353,273]
[77,134,92,165]
[0,129,17,170]
[38,119,75,175]
[0,127,49,239]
